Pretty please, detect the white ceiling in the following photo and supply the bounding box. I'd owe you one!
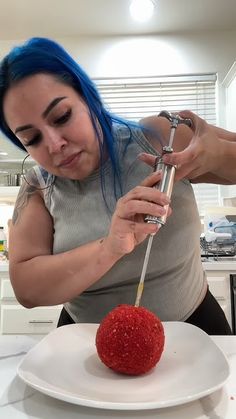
[0,0,236,39]
[0,0,236,162]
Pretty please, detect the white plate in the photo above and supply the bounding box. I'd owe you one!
[17,322,230,410]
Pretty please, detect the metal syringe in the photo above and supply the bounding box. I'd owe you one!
[134,111,192,307]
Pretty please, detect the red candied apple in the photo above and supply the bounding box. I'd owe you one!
[95,304,165,375]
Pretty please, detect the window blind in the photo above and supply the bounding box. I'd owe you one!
[94,74,218,214]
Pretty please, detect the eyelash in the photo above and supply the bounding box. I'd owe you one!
[25,133,41,147]
[25,109,72,147]
[54,109,72,125]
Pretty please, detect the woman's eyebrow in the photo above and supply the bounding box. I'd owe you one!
[14,96,68,134]
[15,124,33,134]
[42,96,67,119]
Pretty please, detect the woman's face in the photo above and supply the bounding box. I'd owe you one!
[3,73,101,180]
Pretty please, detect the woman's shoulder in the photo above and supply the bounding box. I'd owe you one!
[112,118,163,155]
[112,117,164,140]
[139,115,169,141]
[112,115,190,156]
[24,165,54,189]
[139,114,193,153]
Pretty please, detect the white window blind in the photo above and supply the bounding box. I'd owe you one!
[94,74,219,214]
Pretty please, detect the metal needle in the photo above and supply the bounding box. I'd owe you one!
[134,234,155,307]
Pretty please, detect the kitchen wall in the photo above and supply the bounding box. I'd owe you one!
[1,29,235,126]
[0,28,235,224]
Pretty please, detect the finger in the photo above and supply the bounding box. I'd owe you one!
[174,163,204,181]
[117,198,168,219]
[167,206,172,217]
[178,110,196,131]
[138,152,158,168]
[121,185,170,206]
[113,217,160,236]
[186,166,205,180]
[162,145,196,167]
[178,110,207,135]
[140,170,162,187]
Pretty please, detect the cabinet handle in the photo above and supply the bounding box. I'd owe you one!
[28,320,54,324]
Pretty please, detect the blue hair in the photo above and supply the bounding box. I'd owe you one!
[0,37,157,203]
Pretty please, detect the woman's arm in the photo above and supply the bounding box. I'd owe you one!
[9,171,170,308]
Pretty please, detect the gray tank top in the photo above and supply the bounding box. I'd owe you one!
[37,123,207,323]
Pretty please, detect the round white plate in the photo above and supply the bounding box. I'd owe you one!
[17,321,230,410]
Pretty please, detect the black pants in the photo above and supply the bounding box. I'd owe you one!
[186,287,232,335]
[57,288,232,335]
[57,307,75,327]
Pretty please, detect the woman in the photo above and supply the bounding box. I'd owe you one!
[0,37,235,334]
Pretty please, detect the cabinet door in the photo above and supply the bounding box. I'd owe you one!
[1,278,16,300]
[207,274,230,300]
[1,305,61,334]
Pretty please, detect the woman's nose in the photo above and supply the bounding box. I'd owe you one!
[45,129,67,153]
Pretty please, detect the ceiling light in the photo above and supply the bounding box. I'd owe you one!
[0,151,8,156]
[129,0,155,22]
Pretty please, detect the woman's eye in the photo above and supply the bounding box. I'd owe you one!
[54,109,72,125]
[25,133,42,147]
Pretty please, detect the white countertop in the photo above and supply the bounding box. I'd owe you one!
[1,260,236,273]
[0,334,236,419]
[202,260,236,271]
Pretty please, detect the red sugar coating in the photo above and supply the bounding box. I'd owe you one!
[95,304,165,375]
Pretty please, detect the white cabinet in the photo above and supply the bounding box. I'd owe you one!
[0,186,20,204]
[1,305,60,334]
[0,268,62,334]
[0,185,62,334]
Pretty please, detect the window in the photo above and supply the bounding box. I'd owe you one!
[94,74,218,215]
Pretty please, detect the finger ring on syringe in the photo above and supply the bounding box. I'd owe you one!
[158,110,192,128]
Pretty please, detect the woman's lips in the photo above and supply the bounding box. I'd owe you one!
[58,152,81,168]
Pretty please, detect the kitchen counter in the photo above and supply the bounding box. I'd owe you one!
[202,260,236,271]
[0,334,236,419]
[1,260,236,273]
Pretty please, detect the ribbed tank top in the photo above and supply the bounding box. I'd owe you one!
[37,123,207,323]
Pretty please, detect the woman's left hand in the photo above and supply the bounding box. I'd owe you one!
[160,110,223,181]
[139,110,236,184]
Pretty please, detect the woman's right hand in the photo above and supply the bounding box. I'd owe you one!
[104,170,171,257]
